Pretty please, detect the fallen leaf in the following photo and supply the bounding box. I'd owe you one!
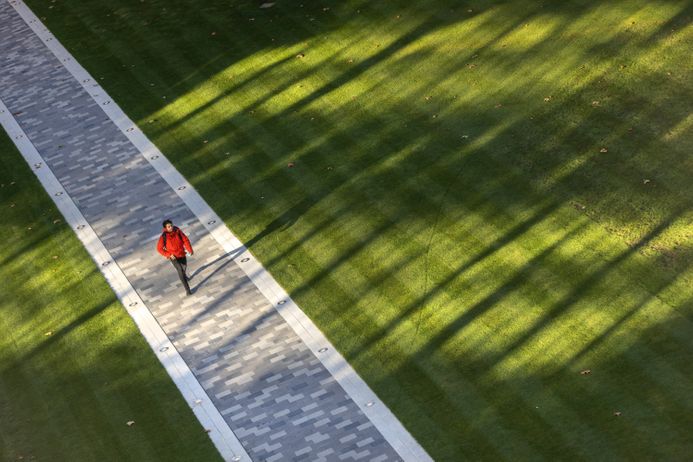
[296,52,305,59]
[287,162,295,168]
[643,179,650,184]
[580,369,591,375]
[259,2,275,8]
[544,96,552,102]
[44,331,53,336]
[126,420,135,426]
[600,147,608,153]
[591,100,600,107]
[613,411,622,417]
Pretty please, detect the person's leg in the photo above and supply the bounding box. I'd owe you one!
[171,257,192,294]
[179,256,188,280]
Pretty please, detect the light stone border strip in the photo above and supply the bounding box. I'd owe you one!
[0,99,250,462]
[7,1,434,460]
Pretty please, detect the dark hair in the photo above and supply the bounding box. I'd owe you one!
[162,219,173,228]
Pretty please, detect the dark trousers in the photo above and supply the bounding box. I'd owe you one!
[170,256,191,293]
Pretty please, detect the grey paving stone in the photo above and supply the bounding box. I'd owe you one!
[0,2,402,461]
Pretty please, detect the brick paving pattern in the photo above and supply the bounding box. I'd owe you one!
[0,2,401,461]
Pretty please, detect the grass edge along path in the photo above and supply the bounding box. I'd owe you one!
[17,0,693,460]
[0,132,222,461]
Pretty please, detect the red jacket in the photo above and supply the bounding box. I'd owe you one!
[157,226,193,258]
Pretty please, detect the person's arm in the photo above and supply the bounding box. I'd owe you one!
[156,234,170,258]
[182,231,194,255]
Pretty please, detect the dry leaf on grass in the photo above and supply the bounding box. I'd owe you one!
[600,147,608,153]
[580,369,591,375]
[126,420,135,426]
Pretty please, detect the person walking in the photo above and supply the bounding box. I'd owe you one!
[157,219,194,295]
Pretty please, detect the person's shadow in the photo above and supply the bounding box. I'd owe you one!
[188,247,245,293]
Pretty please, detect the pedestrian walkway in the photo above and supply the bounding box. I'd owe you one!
[0,1,430,461]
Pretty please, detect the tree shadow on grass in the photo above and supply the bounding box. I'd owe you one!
[12,1,693,460]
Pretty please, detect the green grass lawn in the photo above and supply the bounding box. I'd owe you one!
[17,0,693,460]
[0,133,221,460]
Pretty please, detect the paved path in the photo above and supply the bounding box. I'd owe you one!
[0,1,430,461]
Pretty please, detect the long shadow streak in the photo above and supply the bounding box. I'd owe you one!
[189,246,245,292]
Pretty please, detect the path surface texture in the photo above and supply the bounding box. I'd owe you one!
[0,1,428,461]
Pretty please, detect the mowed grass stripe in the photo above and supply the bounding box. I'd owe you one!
[0,132,221,461]
[21,0,693,460]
